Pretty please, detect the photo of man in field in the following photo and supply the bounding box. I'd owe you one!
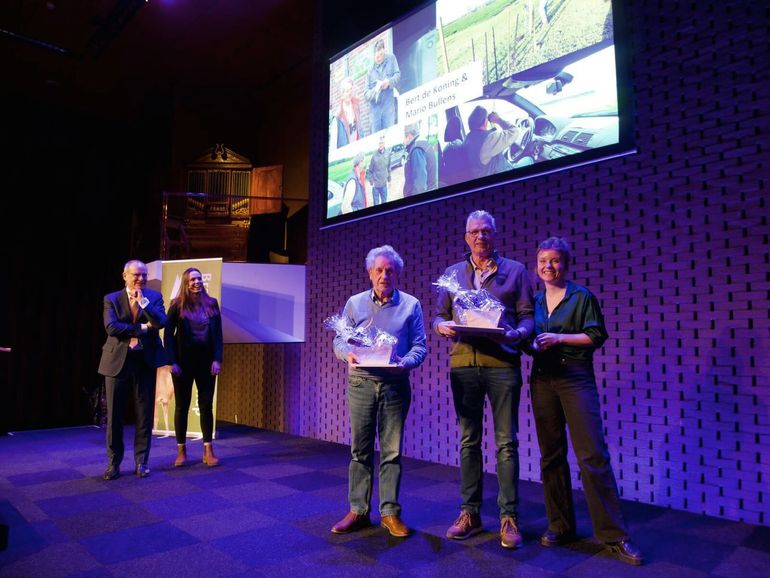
[436,0,614,86]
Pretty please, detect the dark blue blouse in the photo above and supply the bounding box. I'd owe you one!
[533,281,608,362]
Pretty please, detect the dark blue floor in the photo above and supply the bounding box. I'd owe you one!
[0,424,768,577]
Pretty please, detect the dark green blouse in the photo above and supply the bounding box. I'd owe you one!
[533,281,608,362]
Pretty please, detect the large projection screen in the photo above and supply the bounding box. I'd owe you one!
[324,0,634,227]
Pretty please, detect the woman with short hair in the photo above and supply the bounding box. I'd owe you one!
[529,237,643,566]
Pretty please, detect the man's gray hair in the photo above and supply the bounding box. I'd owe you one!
[404,123,419,139]
[466,210,496,233]
[124,259,146,272]
[365,245,404,274]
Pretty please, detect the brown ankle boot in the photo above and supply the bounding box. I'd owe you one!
[174,444,187,467]
[203,442,219,467]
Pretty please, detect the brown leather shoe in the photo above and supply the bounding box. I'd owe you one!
[446,511,483,540]
[381,515,410,537]
[174,444,187,467]
[331,511,371,534]
[500,516,523,549]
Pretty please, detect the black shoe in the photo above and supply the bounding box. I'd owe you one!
[540,529,576,547]
[102,465,120,481]
[135,463,150,478]
[606,539,644,566]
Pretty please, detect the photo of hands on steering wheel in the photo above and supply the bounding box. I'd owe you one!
[437,44,619,189]
[435,0,618,189]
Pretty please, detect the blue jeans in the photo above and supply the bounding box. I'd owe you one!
[371,97,397,133]
[372,185,388,205]
[450,366,522,517]
[347,375,411,517]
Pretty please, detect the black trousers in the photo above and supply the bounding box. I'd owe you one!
[172,347,216,443]
[530,358,628,542]
[104,351,156,467]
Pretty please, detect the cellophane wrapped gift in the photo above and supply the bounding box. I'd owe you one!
[433,271,504,328]
[324,314,398,364]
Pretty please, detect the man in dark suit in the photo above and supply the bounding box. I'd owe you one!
[98,260,168,480]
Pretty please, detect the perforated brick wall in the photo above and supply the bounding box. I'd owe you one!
[223,0,769,525]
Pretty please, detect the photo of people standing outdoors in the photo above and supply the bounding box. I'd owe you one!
[327,4,438,219]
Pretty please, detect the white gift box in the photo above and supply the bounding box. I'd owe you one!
[352,344,393,365]
[462,308,502,328]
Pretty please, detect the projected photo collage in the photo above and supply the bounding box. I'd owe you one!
[327,0,619,221]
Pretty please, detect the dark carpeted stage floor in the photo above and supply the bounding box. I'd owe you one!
[0,424,767,577]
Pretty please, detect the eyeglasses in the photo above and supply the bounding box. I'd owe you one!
[466,228,494,237]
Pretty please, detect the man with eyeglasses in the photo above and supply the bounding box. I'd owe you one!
[98,260,168,481]
[432,210,534,549]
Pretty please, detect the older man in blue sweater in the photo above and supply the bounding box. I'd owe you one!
[331,245,427,538]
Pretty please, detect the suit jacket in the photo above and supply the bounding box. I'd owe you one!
[98,288,168,377]
[163,299,224,366]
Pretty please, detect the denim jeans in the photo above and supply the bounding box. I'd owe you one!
[450,366,522,517]
[371,97,397,133]
[372,185,388,205]
[347,375,411,517]
[531,358,628,542]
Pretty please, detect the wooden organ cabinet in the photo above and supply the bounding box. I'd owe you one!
[161,144,282,262]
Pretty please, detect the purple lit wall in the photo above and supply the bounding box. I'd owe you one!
[220,0,769,526]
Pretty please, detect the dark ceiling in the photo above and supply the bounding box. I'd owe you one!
[1,0,430,120]
[1,0,316,115]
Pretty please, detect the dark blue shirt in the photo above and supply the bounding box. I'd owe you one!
[533,281,608,362]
